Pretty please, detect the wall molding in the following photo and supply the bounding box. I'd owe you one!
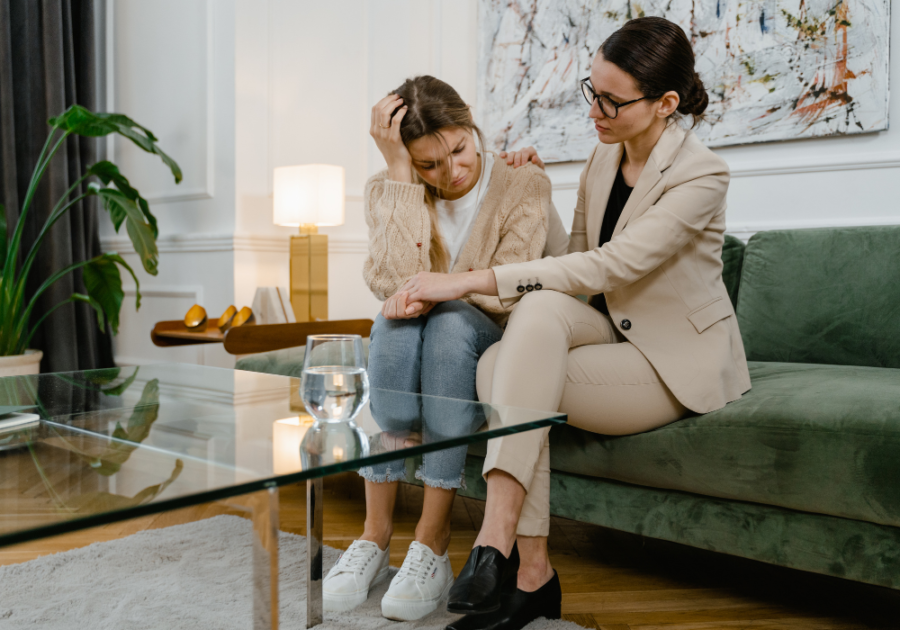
[101,233,370,255]
[549,150,900,191]
[107,0,216,205]
[116,285,204,366]
[145,189,214,204]
[104,215,900,254]
[122,285,204,301]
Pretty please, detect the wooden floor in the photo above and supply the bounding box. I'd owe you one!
[1,472,897,629]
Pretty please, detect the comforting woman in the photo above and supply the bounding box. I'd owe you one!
[398,17,752,630]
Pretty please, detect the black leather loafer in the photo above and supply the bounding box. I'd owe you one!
[446,542,520,614]
[445,570,562,630]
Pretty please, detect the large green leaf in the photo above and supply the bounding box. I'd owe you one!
[88,181,125,231]
[101,366,139,397]
[58,368,122,387]
[92,189,158,275]
[49,106,182,183]
[86,162,158,238]
[71,292,105,331]
[53,367,138,395]
[82,257,122,334]
[82,253,142,335]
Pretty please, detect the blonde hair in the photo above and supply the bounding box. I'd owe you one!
[391,76,488,273]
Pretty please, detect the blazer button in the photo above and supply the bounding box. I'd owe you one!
[534,283,543,290]
[620,319,632,330]
[526,284,534,291]
[517,285,525,293]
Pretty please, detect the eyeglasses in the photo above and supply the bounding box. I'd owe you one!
[580,77,652,119]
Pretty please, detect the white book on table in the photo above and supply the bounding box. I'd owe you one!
[251,287,297,325]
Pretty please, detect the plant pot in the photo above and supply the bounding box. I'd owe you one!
[0,350,44,377]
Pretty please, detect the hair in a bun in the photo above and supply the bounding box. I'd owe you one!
[600,16,708,126]
[678,72,709,118]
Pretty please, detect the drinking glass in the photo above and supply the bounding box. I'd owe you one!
[300,334,369,423]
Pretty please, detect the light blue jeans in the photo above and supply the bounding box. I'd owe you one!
[359,300,503,489]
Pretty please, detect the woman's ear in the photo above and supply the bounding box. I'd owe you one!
[657,91,680,118]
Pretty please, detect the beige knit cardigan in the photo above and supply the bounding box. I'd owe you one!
[363,153,552,326]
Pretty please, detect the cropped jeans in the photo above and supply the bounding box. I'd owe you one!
[359,300,503,489]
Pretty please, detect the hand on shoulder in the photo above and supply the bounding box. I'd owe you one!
[499,146,545,170]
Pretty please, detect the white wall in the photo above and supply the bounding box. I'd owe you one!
[102,0,237,368]
[103,0,900,367]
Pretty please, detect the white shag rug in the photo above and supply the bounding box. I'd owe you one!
[0,515,585,630]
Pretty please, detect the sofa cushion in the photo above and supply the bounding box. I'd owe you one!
[737,225,900,368]
[542,361,900,528]
[721,234,745,309]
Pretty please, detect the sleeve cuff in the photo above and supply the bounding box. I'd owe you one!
[493,262,531,308]
[382,179,426,208]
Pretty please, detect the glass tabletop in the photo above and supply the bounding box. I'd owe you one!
[0,363,565,547]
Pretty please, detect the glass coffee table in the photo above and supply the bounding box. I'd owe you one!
[0,363,565,629]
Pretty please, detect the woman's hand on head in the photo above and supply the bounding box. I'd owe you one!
[370,94,413,183]
[498,146,545,170]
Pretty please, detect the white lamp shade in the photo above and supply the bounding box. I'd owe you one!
[273,164,345,227]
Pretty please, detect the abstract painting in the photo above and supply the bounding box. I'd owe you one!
[477,0,891,162]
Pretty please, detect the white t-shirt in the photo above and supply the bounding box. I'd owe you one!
[434,152,494,269]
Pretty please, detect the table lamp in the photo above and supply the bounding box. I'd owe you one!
[273,164,345,322]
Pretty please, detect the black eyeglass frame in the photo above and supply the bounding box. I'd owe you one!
[580,77,655,119]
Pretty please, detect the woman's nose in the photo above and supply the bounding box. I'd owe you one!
[590,98,605,119]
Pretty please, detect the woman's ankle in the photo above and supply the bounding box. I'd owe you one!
[517,558,554,592]
[472,527,516,557]
[415,528,451,556]
[359,524,393,551]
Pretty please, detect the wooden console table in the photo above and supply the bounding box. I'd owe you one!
[151,319,374,355]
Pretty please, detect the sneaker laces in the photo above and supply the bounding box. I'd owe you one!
[332,541,379,576]
[395,543,435,584]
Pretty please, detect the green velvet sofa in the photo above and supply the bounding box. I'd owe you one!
[237,225,900,590]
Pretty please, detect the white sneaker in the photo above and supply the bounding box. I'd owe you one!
[381,541,454,621]
[323,540,390,612]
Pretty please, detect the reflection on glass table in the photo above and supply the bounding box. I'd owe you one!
[0,363,566,629]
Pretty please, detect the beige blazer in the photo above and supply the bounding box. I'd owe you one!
[492,122,751,414]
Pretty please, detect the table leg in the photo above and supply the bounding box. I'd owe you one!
[221,487,280,630]
[306,477,324,628]
[252,486,280,630]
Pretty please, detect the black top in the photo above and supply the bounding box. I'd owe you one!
[590,165,633,316]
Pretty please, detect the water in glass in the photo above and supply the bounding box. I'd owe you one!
[301,334,369,422]
[301,366,368,422]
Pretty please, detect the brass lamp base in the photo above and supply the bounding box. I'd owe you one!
[290,225,328,322]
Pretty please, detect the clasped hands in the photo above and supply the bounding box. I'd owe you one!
[381,269,498,320]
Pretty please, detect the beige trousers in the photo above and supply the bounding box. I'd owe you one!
[476,290,687,537]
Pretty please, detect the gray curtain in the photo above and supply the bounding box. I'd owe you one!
[0,0,114,372]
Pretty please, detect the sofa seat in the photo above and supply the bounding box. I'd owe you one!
[508,360,900,529]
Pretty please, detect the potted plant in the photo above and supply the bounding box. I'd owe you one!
[0,105,181,376]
